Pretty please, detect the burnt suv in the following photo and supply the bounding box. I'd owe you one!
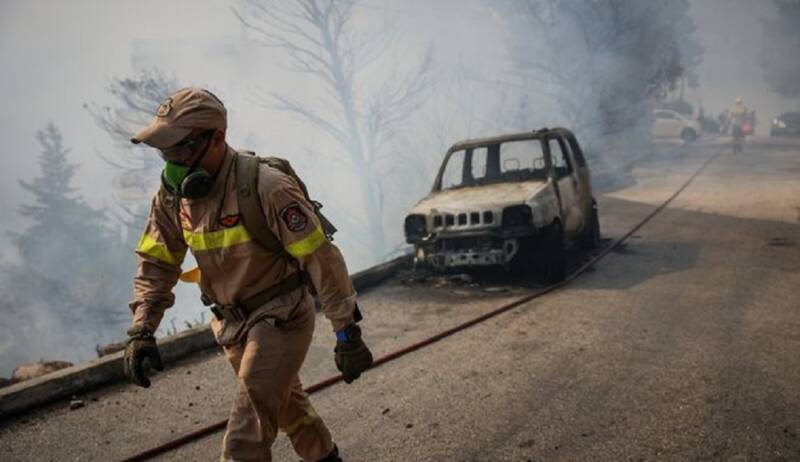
[404,127,600,282]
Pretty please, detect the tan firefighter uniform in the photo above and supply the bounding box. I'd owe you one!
[129,110,357,459]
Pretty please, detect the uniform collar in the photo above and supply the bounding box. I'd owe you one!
[212,146,236,193]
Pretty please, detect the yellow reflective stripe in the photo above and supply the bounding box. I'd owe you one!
[136,233,182,265]
[285,226,326,258]
[282,405,319,436]
[183,225,252,251]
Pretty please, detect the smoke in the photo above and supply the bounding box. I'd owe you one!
[477,1,702,178]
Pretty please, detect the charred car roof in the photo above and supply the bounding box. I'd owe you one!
[446,127,575,154]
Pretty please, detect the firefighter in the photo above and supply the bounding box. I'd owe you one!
[729,97,748,128]
[123,87,373,462]
[729,97,748,153]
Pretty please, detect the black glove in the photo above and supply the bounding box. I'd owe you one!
[334,324,373,384]
[123,325,164,388]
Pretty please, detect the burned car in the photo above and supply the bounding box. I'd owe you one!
[404,127,600,282]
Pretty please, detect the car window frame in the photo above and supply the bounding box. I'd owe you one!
[565,133,587,168]
[498,138,548,182]
[434,133,583,191]
[546,135,573,179]
[439,148,468,191]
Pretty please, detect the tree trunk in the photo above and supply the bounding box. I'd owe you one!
[343,106,387,259]
[328,45,387,260]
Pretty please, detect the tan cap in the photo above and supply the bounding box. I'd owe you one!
[130,87,227,149]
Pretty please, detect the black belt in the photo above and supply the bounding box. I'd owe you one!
[208,272,305,322]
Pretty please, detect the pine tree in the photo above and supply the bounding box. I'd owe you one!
[12,124,96,274]
[0,123,131,374]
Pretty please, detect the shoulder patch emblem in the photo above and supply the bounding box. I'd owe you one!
[219,214,241,228]
[280,203,308,232]
[156,97,173,117]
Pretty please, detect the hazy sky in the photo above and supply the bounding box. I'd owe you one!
[0,0,240,251]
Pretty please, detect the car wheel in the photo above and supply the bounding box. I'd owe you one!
[680,128,697,143]
[538,221,566,284]
[580,203,601,249]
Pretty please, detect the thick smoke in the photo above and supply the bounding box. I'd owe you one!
[490,0,703,173]
[760,0,800,109]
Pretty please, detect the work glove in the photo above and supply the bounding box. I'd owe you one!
[123,325,164,388]
[334,324,373,384]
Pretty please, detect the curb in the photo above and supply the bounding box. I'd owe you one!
[0,254,411,419]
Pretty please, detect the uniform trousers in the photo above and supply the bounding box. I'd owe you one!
[220,293,334,462]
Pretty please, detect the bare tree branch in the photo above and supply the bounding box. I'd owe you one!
[233,0,436,260]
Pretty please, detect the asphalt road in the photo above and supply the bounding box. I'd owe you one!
[1,138,799,461]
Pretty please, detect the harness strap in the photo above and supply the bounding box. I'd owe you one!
[235,153,286,254]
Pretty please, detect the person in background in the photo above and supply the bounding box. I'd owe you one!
[729,97,748,153]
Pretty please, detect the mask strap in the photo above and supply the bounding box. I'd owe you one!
[184,130,215,177]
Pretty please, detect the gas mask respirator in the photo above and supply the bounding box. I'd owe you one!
[160,131,215,200]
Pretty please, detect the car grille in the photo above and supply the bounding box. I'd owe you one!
[432,210,495,229]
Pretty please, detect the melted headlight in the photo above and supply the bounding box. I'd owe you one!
[404,214,427,241]
[502,205,533,227]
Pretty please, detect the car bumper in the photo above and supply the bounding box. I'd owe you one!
[771,127,800,136]
[411,225,538,269]
[425,247,514,269]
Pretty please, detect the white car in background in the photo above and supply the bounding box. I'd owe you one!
[652,109,702,142]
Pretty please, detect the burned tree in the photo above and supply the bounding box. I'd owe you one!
[233,0,434,261]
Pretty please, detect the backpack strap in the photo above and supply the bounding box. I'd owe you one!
[235,152,286,254]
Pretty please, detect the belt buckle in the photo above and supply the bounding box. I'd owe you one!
[212,305,245,322]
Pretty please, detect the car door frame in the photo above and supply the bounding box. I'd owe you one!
[557,133,590,233]
[544,133,581,235]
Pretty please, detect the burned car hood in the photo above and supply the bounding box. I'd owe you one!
[409,181,548,214]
